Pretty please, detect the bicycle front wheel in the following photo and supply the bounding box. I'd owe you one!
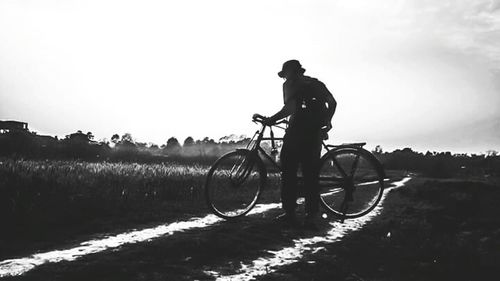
[319,148,385,219]
[204,149,265,219]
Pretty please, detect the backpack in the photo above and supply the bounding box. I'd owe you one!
[294,77,331,129]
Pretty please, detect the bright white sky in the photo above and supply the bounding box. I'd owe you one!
[1,0,499,153]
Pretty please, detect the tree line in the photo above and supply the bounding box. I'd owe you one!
[374,147,499,178]
[0,129,498,177]
[0,129,252,164]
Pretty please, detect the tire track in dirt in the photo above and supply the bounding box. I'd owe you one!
[208,177,412,281]
[0,203,281,278]
[1,177,409,280]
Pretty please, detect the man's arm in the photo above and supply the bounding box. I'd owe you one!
[265,98,296,124]
[325,91,337,123]
[320,82,336,131]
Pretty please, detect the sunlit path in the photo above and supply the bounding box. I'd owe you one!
[0,203,280,278]
[0,178,408,278]
[209,177,412,281]
[321,178,390,196]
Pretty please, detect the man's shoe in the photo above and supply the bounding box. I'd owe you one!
[275,212,300,228]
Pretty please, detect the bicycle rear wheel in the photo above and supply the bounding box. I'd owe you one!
[204,149,265,219]
[319,148,384,219]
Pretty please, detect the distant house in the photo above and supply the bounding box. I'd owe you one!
[0,120,28,134]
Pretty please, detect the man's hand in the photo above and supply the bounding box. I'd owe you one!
[253,113,274,126]
[321,123,333,140]
[324,123,332,132]
[262,118,275,126]
[252,113,264,121]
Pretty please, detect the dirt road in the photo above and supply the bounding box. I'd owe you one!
[2,176,498,281]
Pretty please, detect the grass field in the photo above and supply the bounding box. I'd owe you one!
[0,158,209,211]
[2,156,498,280]
[0,157,407,261]
[0,158,215,258]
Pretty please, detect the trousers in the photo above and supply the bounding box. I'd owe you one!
[280,126,322,215]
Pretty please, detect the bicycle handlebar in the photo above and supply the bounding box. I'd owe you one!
[252,114,288,126]
[251,113,266,123]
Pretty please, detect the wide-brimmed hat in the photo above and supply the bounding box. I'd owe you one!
[278,59,305,78]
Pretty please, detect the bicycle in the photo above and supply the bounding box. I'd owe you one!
[204,114,386,221]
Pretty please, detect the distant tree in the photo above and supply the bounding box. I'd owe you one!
[202,137,215,144]
[236,137,251,145]
[66,130,91,142]
[135,142,147,149]
[98,138,110,146]
[165,137,181,154]
[111,134,120,144]
[86,132,94,141]
[121,133,134,143]
[183,136,195,147]
[117,133,136,148]
[401,147,414,154]
[486,150,498,157]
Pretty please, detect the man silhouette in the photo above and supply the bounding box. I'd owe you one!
[255,59,336,228]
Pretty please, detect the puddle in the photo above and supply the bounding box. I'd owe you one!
[210,177,412,281]
[0,203,280,277]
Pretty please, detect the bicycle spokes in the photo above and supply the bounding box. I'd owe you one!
[229,156,254,186]
[350,154,360,178]
[331,157,349,178]
[344,179,355,202]
[319,148,384,219]
[205,150,264,219]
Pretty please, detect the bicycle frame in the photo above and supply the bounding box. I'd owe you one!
[248,120,367,179]
[205,117,386,221]
[247,122,284,171]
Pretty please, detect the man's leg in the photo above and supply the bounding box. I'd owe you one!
[280,134,299,214]
[302,134,322,216]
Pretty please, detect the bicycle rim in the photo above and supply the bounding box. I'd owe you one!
[319,148,384,219]
[204,150,264,219]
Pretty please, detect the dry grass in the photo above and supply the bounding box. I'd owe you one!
[0,159,211,238]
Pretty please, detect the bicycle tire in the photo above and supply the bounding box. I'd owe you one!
[204,149,266,220]
[318,147,385,219]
